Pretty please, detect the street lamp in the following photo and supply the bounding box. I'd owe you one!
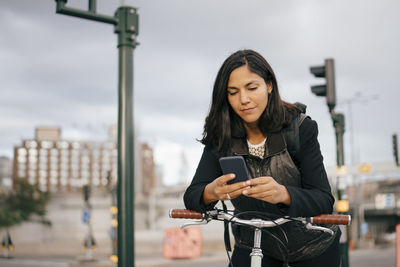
[338,92,379,165]
[55,1,138,266]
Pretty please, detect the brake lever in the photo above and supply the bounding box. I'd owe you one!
[305,223,334,235]
[181,219,209,228]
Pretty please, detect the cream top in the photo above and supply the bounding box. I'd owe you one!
[247,138,267,159]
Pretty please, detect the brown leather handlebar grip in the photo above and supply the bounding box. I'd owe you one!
[311,214,351,225]
[169,209,204,219]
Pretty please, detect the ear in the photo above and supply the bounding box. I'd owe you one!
[267,82,273,94]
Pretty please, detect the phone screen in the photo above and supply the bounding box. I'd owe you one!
[219,156,249,185]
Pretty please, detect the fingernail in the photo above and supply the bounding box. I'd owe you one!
[243,190,248,195]
[231,174,236,178]
[246,180,251,185]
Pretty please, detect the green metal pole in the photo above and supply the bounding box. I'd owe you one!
[332,112,349,267]
[114,7,138,267]
[55,2,139,266]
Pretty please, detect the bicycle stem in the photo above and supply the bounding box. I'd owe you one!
[250,228,263,267]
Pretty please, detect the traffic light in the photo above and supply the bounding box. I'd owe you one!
[83,185,90,202]
[310,58,336,111]
[393,134,399,166]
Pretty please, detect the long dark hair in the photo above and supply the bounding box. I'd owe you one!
[200,49,300,153]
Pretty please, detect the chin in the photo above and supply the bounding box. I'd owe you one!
[243,119,259,125]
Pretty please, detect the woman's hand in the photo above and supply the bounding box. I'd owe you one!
[242,176,291,205]
[203,174,249,205]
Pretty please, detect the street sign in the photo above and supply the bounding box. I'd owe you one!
[359,163,371,173]
[375,193,395,209]
[82,209,90,224]
[336,165,347,176]
[336,200,349,212]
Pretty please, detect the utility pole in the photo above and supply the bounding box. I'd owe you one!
[55,1,139,266]
[393,134,399,167]
[310,59,349,267]
[338,92,379,165]
[82,185,96,260]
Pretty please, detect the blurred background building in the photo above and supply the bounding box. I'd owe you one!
[0,155,12,188]
[13,127,117,192]
[11,127,159,199]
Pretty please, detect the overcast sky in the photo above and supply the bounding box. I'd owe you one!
[1,0,399,185]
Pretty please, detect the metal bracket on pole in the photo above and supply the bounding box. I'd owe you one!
[114,7,139,48]
[55,0,117,25]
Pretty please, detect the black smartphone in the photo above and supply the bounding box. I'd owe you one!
[219,156,249,185]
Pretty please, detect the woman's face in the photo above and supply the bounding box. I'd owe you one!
[227,65,272,127]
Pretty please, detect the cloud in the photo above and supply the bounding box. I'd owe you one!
[1,0,400,185]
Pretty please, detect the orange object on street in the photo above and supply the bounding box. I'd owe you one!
[162,227,202,259]
[397,224,400,267]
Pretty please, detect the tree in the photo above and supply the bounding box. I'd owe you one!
[0,179,51,229]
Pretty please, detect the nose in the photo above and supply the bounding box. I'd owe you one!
[240,91,250,104]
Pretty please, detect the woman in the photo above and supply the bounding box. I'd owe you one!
[183,49,340,266]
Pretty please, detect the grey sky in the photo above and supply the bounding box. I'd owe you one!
[1,0,399,184]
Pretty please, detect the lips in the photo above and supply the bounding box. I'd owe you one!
[241,107,255,113]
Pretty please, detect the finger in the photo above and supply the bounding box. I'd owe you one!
[245,193,270,201]
[228,186,251,199]
[245,190,275,198]
[227,179,250,190]
[245,176,273,186]
[242,185,275,196]
[216,174,235,186]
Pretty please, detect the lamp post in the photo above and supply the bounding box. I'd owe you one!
[338,92,379,165]
[55,1,138,266]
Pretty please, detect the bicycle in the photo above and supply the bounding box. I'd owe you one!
[169,208,351,267]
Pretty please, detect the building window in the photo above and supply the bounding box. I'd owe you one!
[18,156,26,163]
[39,170,47,178]
[29,148,38,156]
[25,141,38,148]
[41,141,53,149]
[29,156,37,163]
[57,141,69,149]
[29,170,36,178]
[39,177,47,185]
[72,142,80,149]
[28,176,36,185]
[50,177,58,185]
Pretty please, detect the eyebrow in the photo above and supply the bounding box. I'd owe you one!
[227,80,259,90]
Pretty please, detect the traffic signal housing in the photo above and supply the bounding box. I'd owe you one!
[83,185,90,202]
[310,58,336,112]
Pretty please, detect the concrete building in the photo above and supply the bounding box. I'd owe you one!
[13,127,117,192]
[140,143,157,197]
[0,156,12,187]
[11,127,158,197]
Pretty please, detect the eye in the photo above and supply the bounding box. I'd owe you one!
[249,87,258,91]
[227,91,238,96]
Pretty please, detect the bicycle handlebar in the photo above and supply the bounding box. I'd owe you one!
[169,209,351,225]
[311,214,351,225]
[169,209,204,220]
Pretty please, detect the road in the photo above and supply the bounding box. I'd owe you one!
[170,246,396,267]
[0,246,395,267]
